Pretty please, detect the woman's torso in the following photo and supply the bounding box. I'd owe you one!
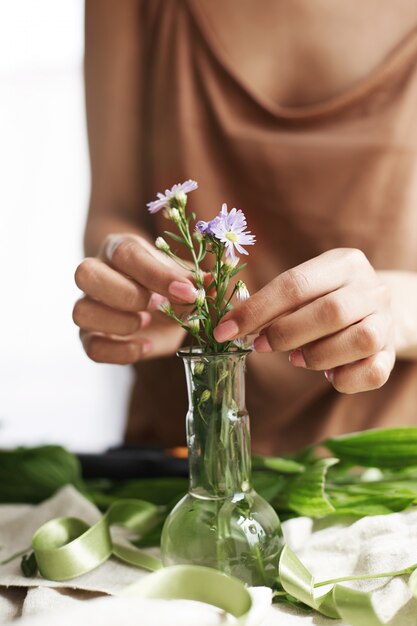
[126,0,417,453]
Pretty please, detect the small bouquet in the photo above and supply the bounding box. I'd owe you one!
[147,180,255,352]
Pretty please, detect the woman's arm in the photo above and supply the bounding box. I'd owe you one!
[84,0,147,254]
[377,271,417,360]
[73,1,194,364]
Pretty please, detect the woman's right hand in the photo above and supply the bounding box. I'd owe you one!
[73,233,197,364]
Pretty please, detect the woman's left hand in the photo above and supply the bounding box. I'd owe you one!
[213,248,396,393]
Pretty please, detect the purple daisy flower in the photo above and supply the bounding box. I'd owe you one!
[147,179,198,214]
[210,203,256,259]
[195,216,220,236]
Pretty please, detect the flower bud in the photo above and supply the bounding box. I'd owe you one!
[236,280,250,302]
[200,389,211,403]
[155,236,170,253]
[168,207,181,224]
[195,288,206,308]
[193,229,204,243]
[159,300,174,316]
[193,269,205,287]
[223,257,239,274]
[188,316,200,334]
[194,362,205,375]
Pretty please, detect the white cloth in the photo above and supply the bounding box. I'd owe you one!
[1,486,417,625]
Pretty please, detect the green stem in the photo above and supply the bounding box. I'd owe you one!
[178,214,200,276]
[252,543,268,586]
[0,547,31,566]
[224,283,239,311]
[314,563,417,588]
[166,252,192,271]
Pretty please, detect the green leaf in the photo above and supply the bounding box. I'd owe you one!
[21,552,38,577]
[324,427,417,468]
[163,230,185,244]
[229,263,248,278]
[93,477,188,507]
[0,446,85,503]
[328,481,417,516]
[252,472,287,502]
[329,493,415,516]
[252,454,305,474]
[277,458,338,517]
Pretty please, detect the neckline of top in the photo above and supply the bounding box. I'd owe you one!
[185,0,417,121]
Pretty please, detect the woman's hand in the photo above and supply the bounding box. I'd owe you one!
[214,249,396,393]
[73,234,197,364]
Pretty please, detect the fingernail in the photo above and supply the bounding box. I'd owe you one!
[148,293,166,311]
[168,281,197,303]
[289,349,306,368]
[142,341,153,355]
[104,234,125,261]
[139,311,152,327]
[324,369,334,383]
[254,335,272,353]
[213,319,240,342]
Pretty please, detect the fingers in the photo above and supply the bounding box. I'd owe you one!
[289,312,390,370]
[102,234,196,303]
[325,348,395,394]
[73,297,151,336]
[287,312,395,393]
[80,331,152,365]
[74,233,197,366]
[75,257,152,312]
[254,283,389,353]
[79,313,186,364]
[214,248,373,342]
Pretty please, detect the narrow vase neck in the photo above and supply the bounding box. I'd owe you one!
[180,350,252,499]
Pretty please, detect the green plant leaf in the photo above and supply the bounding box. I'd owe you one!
[252,472,287,502]
[20,552,38,577]
[328,481,416,516]
[90,477,188,507]
[324,427,417,468]
[163,230,184,244]
[277,458,338,517]
[252,455,305,474]
[0,446,85,503]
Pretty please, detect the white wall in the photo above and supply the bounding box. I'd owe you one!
[0,1,132,451]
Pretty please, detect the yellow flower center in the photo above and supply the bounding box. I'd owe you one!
[225,231,238,243]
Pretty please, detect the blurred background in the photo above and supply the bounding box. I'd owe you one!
[0,1,132,451]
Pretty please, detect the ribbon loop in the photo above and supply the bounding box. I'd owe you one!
[31,499,162,581]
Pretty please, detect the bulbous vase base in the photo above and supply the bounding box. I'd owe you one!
[161,489,284,588]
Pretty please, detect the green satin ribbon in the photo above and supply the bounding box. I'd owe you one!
[30,501,255,623]
[31,499,162,581]
[29,500,417,626]
[121,565,253,623]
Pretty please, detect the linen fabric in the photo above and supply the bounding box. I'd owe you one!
[2,487,417,625]
[124,1,417,453]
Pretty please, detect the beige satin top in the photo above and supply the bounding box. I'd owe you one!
[125,1,417,454]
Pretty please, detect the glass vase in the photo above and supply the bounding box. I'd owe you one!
[160,348,284,587]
